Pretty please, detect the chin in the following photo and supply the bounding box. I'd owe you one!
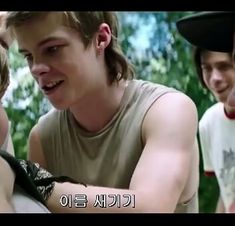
[215,93,228,103]
[47,96,68,110]
[217,97,227,104]
[50,102,68,111]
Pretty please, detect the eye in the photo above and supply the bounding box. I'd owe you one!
[201,66,211,73]
[46,45,60,54]
[217,63,233,71]
[23,53,33,63]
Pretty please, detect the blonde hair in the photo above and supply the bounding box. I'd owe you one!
[6,11,135,84]
[0,44,9,99]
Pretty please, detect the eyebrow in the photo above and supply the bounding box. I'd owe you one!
[201,60,232,65]
[18,36,62,54]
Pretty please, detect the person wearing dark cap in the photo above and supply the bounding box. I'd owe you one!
[177,12,235,213]
[177,12,235,52]
[177,11,235,106]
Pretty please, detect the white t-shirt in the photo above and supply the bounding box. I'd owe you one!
[199,102,235,212]
[0,121,50,213]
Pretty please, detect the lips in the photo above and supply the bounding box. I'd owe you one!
[41,80,64,93]
[216,86,229,94]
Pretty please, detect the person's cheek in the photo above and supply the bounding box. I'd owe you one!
[228,35,235,107]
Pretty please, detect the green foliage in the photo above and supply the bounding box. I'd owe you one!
[8,41,27,72]
[5,12,218,212]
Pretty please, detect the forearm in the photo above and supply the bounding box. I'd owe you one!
[47,182,156,213]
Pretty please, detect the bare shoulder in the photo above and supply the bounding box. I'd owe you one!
[153,91,197,117]
[28,124,47,168]
[142,92,198,141]
[29,124,40,141]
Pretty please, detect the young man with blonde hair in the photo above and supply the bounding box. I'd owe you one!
[0,11,199,213]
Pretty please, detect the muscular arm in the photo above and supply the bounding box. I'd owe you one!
[46,92,198,213]
[130,92,198,211]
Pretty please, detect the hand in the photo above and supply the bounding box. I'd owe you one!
[227,87,235,107]
[229,202,235,213]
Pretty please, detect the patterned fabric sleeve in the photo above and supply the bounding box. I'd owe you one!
[0,150,85,206]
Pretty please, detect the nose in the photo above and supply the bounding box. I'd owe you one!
[30,61,50,78]
[210,69,223,85]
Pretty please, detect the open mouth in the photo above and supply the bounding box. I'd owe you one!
[42,80,64,93]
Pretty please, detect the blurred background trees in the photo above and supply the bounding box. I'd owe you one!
[2,12,219,212]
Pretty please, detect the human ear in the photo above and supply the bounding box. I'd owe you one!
[96,23,111,53]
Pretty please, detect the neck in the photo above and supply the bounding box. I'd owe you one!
[69,79,128,133]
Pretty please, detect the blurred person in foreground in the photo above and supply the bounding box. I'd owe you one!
[0,12,49,213]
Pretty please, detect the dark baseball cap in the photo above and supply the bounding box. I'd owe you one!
[176,11,235,52]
